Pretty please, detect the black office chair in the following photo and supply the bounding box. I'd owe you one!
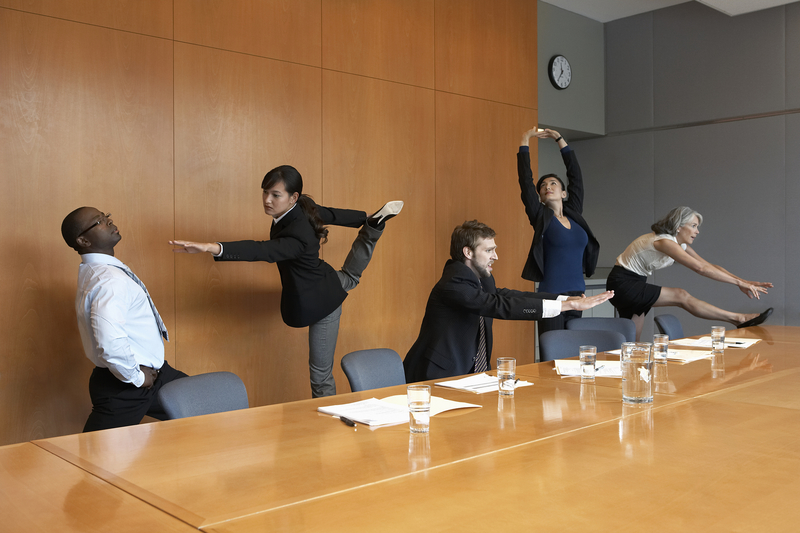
[539,329,627,362]
[654,314,684,340]
[565,317,636,342]
[341,348,406,392]
[157,372,249,419]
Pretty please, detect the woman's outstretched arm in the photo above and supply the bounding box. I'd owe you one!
[169,240,221,255]
[654,239,772,299]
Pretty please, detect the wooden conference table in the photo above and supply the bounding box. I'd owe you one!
[10,325,800,532]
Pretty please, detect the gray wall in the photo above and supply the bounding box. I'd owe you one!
[571,1,799,338]
[537,1,605,136]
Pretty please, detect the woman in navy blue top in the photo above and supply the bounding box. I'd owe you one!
[517,128,600,340]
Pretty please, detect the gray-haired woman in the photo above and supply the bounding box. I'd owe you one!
[606,206,773,340]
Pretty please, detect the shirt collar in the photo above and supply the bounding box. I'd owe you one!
[273,203,298,225]
[80,253,127,269]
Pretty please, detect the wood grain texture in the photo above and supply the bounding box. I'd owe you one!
[435,0,537,107]
[174,0,322,67]
[322,0,434,87]
[204,374,800,532]
[0,0,173,38]
[34,327,800,531]
[0,0,541,445]
[435,91,539,366]
[0,443,198,532]
[0,10,173,444]
[321,70,436,391]
[174,42,323,405]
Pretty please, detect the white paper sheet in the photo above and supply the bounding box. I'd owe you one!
[317,398,409,427]
[380,395,481,416]
[554,360,622,378]
[666,349,713,364]
[672,337,760,349]
[318,395,483,428]
[435,373,533,394]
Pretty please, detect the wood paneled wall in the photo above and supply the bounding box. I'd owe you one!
[0,0,537,445]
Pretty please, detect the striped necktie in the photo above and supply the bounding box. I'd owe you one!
[115,266,169,341]
[474,315,488,373]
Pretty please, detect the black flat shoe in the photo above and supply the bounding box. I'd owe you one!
[737,307,773,329]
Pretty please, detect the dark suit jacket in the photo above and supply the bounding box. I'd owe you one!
[517,146,600,282]
[215,203,365,328]
[403,260,557,382]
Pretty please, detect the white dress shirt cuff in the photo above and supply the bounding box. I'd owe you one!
[214,243,223,257]
[542,299,562,318]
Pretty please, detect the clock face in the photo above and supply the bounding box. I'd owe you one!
[549,55,571,90]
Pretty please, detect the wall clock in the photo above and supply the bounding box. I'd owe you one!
[548,55,571,90]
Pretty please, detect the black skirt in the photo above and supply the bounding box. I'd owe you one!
[606,265,661,319]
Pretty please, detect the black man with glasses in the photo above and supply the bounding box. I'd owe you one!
[61,207,187,432]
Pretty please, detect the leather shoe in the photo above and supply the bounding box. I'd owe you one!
[737,307,773,329]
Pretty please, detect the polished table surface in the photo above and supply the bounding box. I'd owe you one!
[26,325,800,531]
[0,442,198,532]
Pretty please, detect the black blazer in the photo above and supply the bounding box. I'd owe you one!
[215,203,366,328]
[517,147,600,283]
[403,260,556,383]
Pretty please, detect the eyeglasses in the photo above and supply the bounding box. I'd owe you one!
[77,213,111,238]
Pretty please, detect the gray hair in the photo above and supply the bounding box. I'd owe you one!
[651,206,703,236]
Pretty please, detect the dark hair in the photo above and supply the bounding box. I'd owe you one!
[262,165,328,243]
[450,220,496,262]
[651,206,703,236]
[61,206,89,252]
[536,173,566,195]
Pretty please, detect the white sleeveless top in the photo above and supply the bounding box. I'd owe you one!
[616,233,686,277]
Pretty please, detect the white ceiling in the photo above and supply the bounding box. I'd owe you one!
[542,0,797,23]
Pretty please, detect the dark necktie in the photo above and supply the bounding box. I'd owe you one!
[474,315,488,373]
[115,266,169,341]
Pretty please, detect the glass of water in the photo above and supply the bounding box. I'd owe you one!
[496,357,516,396]
[621,342,653,404]
[653,333,669,363]
[711,326,725,355]
[579,345,597,381]
[407,385,431,433]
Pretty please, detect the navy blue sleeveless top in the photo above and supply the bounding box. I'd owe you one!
[537,216,588,294]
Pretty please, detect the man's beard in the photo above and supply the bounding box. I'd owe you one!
[475,263,491,278]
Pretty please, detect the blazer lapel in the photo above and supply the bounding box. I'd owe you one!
[270,206,302,238]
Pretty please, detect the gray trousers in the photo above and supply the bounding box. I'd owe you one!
[307,223,382,397]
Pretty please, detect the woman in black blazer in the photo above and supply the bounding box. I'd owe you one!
[517,128,600,340]
[170,165,402,397]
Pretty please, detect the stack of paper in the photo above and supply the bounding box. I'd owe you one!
[317,396,482,427]
[318,398,408,427]
[554,360,622,378]
[435,373,533,394]
[380,395,481,415]
[665,349,713,364]
[671,337,760,349]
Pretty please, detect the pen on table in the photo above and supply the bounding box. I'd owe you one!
[595,365,605,372]
[338,416,357,427]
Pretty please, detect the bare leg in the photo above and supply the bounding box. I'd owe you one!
[653,287,760,327]
[631,313,646,341]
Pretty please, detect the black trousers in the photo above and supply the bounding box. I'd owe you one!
[83,361,188,432]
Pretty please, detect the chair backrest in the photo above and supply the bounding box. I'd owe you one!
[157,372,249,419]
[539,329,627,362]
[655,314,684,340]
[565,317,637,342]
[341,348,406,392]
